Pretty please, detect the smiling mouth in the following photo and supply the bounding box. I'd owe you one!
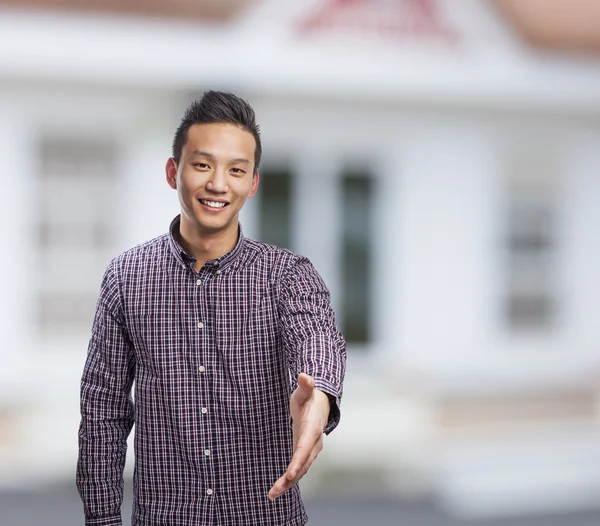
[198,199,228,209]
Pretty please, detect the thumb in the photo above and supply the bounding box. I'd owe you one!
[294,373,315,403]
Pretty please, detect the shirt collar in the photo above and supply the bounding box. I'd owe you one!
[168,215,245,272]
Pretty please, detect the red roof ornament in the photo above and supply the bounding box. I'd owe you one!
[297,0,460,45]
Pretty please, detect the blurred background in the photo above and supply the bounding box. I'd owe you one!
[1,0,600,525]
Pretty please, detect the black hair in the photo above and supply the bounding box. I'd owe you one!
[171,90,262,171]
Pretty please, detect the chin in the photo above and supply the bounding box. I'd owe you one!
[195,217,231,233]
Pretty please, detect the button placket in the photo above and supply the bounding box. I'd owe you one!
[194,267,214,502]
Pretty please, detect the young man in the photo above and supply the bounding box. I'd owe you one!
[76,91,347,526]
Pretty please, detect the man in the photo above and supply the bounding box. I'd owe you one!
[76,90,347,526]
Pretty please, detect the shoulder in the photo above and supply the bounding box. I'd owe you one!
[107,233,170,279]
[98,234,170,312]
[241,238,326,291]
[241,237,307,274]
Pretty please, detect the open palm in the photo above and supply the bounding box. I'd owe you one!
[268,373,330,500]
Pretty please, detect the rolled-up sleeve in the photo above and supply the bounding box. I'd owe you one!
[279,257,347,434]
[76,260,135,526]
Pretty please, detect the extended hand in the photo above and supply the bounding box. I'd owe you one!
[268,373,330,500]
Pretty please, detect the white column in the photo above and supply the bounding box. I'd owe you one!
[120,101,180,249]
[292,153,342,315]
[561,132,600,358]
[0,107,34,395]
[239,188,259,240]
[395,124,496,374]
[372,155,403,360]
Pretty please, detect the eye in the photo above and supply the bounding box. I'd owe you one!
[193,162,210,169]
[230,168,245,175]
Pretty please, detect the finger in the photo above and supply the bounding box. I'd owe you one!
[298,373,314,388]
[269,430,320,500]
[269,445,321,500]
[294,373,315,404]
[268,440,322,500]
[286,442,311,481]
[268,473,289,500]
[292,441,321,484]
[287,426,321,480]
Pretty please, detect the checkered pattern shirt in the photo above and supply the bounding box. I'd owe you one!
[76,216,346,526]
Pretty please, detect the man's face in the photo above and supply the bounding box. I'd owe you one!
[166,123,259,236]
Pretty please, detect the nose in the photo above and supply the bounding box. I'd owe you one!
[205,167,228,194]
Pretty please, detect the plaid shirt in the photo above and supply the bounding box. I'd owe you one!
[76,216,346,526]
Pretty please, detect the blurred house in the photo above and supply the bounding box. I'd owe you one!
[0,0,599,519]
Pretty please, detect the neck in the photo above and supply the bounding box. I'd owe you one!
[178,217,239,271]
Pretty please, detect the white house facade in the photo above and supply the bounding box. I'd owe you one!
[0,0,599,518]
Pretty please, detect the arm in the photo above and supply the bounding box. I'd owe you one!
[76,261,135,526]
[269,257,346,500]
[279,256,346,434]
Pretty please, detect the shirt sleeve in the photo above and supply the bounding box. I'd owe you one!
[76,260,135,526]
[279,257,347,435]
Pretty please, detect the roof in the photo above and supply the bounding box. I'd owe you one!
[3,0,600,54]
[0,0,254,22]
[0,0,599,114]
[494,0,600,55]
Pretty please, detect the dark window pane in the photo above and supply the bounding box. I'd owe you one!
[258,168,292,249]
[37,292,98,335]
[508,295,554,330]
[504,194,557,332]
[341,172,374,344]
[40,136,117,178]
[35,134,119,339]
[37,221,114,249]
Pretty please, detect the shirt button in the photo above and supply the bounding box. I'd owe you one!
[197,321,204,329]
[204,449,210,456]
[216,269,221,275]
[201,407,208,414]
[199,365,205,373]
[196,279,202,286]
[206,489,213,496]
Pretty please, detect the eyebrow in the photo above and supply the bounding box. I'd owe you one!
[191,150,250,165]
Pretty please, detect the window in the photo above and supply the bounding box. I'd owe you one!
[257,167,293,250]
[505,192,557,330]
[340,171,375,344]
[503,144,560,333]
[37,292,101,336]
[35,135,119,337]
[257,163,376,345]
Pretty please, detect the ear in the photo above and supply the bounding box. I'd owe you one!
[166,157,178,190]
[248,170,260,198]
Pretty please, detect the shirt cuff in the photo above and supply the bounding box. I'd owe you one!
[85,515,122,526]
[313,378,342,435]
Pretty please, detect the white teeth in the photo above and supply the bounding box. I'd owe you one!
[200,200,226,209]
